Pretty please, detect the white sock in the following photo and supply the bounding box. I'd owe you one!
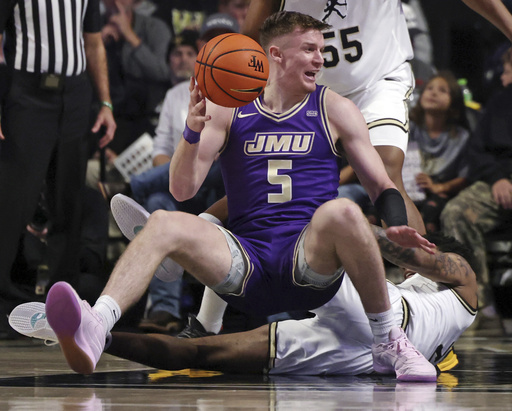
[94,295,121,334]
[366,309,396,343]
[196,287,227,334]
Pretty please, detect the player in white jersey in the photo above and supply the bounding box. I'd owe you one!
[102,227,477,375]
[272,262,476,375]
[9,226,477,376]
[279,0,414,97]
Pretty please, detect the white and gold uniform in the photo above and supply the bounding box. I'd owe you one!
[280,0,415,151]
[268,274,477,375]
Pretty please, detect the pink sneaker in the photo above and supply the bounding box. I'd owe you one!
[372,327,437,382]
[46,282,106,375]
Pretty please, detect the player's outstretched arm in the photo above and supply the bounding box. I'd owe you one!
[371,225,478,306]
[462,0,512,42]
[326,90,434,253]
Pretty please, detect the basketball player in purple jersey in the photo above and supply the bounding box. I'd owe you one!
[179,0,512,343]
[42,11,436,381]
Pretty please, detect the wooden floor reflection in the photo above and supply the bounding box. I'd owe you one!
[1,328,512,410]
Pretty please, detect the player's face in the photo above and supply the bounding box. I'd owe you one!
[278,28,325,93]
[402,268,416,280]
[420,77,451,114]
[501,62,512,88]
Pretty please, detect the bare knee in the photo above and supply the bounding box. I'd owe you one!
[313,198,367,235]
[145,210,190,247]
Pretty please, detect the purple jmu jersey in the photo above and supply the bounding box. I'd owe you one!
[221,85,342,241]
[218,86,346,316]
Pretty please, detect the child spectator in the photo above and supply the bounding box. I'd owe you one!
[408,71,471,233]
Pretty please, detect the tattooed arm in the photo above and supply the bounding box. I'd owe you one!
[371,225,477,293]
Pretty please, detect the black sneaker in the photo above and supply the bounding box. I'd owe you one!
[138,311,183,335]
[177,314,216,338]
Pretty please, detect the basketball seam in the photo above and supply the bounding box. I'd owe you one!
[203,34,240,102]
[196,60,268,82]
[196,33,268,106]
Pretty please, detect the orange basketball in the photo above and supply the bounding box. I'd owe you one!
[195,33,269,108]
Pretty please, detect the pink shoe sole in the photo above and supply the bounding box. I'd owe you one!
[46,282,95,375]
[397,373,438,382]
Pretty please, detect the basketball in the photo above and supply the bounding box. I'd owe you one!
[195,33,269,108]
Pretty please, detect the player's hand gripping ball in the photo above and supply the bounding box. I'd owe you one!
[195,33,269,108]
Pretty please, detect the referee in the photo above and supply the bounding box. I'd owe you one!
[0,0,116,337]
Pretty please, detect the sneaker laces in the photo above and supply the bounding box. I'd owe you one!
[395,337,422,357]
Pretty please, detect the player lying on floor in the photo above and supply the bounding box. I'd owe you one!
[10,227,477,376]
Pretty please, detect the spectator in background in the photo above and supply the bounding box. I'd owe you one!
[168,30,200,88]
[101,0,172,154]
[0,0,115,339]
[86,0,172,195]
[151,1,216,37]
[130,18,236,214]
[408,71,471,233]
[441,46,512,310]
[218,0,251,28]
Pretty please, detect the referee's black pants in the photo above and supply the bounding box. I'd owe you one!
[0,70,92,304]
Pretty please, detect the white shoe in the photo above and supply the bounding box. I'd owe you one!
[110,193,184,282]
[9,302,57,343]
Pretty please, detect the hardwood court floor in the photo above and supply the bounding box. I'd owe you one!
[1,326,512,410]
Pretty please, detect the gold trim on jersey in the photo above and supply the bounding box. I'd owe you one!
[448,289,478,316]
[319,86,344,158]
[401,296,410,331]
[367,118,409,133]
[254,93,311,122]
[219,108,237,155]
[265,322,278,374]
[367,84,412,133]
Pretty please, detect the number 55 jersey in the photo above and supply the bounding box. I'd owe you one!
[280,0,414,95]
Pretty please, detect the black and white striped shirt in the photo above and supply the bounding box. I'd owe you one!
[0,0,101,76]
